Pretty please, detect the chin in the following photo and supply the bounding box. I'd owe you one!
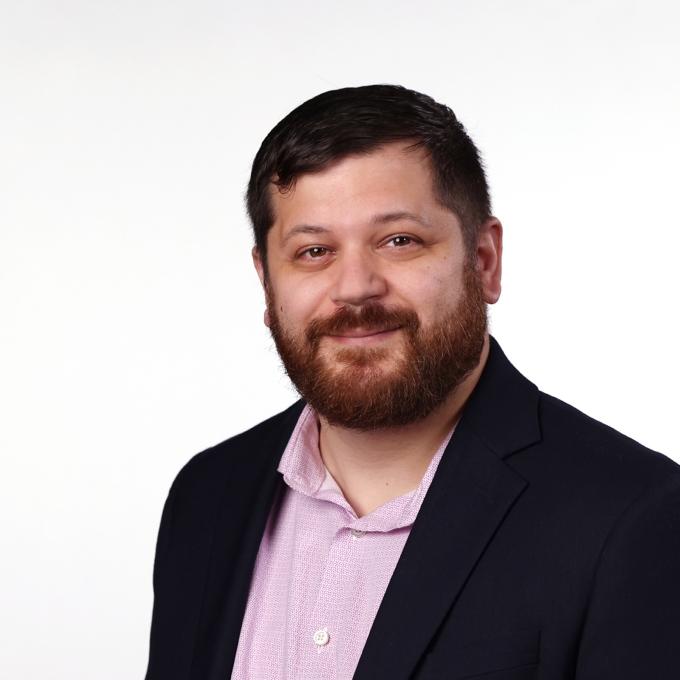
[324,346,403,371]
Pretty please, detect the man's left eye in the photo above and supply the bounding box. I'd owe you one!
[387,235,413,247]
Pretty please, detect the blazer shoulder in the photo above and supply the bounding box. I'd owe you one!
[169,400,305,496]
[536,390,680,485]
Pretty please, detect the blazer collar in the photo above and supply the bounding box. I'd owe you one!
[462,335,541,459]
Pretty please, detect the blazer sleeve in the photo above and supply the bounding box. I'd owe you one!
[145,482,176,680]
[575,474,680,679]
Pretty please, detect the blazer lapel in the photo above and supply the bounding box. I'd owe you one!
[189,402,305,680]
[353,337,541,680]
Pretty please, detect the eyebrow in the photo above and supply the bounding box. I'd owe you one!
[371,211,431,227]
[280,224,330,247]
[280,212,431,246]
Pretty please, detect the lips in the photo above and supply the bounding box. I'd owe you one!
[328,326,401,339]
[305,304,419,346]
[327,326,401,346]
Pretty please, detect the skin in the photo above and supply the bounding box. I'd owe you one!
[253,141,503,517]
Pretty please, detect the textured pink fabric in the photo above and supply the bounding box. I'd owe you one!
[231,405,455,680]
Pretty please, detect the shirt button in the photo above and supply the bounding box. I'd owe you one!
[350,529,366,539]
[313,628,330,646]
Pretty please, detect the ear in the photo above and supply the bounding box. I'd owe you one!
[476,217,503,304]
[252,246,267,289]
[252,247,272,327]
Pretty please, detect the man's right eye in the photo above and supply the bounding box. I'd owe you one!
[300,246,329,259]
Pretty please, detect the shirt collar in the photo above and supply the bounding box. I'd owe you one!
[277,404,457,532]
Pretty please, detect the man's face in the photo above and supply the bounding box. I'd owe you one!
[254,142,494,430]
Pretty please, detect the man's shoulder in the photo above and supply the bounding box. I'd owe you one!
[530,389,679,495]
[169,400,305,497]
[475,336,678,488]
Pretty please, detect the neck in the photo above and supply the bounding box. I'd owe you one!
[318,333,490,517]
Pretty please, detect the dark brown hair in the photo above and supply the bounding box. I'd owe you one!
[246,84,490,266]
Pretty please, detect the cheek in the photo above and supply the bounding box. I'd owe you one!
[275,278,334,322]
[395,269,463,318]
[269,287,321,332]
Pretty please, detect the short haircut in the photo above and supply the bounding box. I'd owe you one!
[246,84,490,267]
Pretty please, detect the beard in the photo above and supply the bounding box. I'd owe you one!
[267,264,487,430]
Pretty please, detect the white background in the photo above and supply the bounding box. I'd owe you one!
[1,1,679,677]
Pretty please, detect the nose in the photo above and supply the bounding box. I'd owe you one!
[329,249,388,308]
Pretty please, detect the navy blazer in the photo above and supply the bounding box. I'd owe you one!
[146,337,680,679]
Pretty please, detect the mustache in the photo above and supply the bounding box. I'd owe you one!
[306,303,420,344]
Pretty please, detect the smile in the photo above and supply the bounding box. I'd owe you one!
[326,327,402,345]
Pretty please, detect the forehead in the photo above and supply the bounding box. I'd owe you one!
[268,142,446,232]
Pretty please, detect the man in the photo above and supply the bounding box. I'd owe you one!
[145,85,680,680]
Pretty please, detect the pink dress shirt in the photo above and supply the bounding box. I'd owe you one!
[231,405,455,680]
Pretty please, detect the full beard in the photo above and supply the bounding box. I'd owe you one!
[267,265,487,430]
